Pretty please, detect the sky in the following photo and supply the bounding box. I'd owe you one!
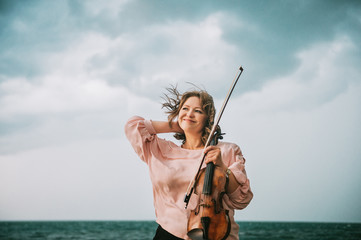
[0,0,360,223]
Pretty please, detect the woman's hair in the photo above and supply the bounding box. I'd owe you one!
[162,85,219,144]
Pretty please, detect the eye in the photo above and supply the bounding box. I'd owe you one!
[182,107,188,111]
[195,109,203,114]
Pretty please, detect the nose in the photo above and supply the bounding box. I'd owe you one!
[186,109,194,117]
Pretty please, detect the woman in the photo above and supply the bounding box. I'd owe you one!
[125,86,253,240]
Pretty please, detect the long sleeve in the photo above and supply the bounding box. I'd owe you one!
[124,115,157,163]
[221,143,253,210]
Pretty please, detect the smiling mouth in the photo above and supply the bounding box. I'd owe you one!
[183,119,196,123]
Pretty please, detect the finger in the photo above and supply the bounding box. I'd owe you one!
[205,155,214,164]
[207,155,219,165]
[206,151,219,161]
[204,145,217,154]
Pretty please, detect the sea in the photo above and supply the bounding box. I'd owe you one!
[0,221,360,240]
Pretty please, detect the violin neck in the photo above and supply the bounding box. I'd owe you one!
[201,132,218,195]
[202,162,214,195]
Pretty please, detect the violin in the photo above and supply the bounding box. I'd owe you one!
[187,129,230,240]
[184,66,244,240]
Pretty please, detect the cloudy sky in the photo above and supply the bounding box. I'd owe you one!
[0,0,360,223]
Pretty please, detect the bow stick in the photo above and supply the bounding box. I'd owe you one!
[184,65,244,209]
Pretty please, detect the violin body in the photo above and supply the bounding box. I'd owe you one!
[187,131,231,240]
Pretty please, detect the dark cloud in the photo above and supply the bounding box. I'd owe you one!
[0,0,359,103]
[1,0,360,85]
[0,0,82,78]
[0,0,360,99]
[218,0,361,90]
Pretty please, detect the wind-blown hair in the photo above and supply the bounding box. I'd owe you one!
[162,85,219,145]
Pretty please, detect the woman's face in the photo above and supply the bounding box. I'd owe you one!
[178,96,207,135]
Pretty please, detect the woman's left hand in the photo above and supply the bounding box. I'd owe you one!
[204,146,227,170]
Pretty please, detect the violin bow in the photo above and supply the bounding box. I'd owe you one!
[184,65,244,209]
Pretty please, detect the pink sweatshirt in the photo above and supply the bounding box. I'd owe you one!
[125,116,253,239]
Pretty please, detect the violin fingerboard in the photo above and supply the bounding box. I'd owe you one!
[202,162,214,195]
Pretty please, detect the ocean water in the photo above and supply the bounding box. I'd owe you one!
[0,221,360,240]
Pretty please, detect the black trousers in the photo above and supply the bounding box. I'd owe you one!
[153,225,184,240]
